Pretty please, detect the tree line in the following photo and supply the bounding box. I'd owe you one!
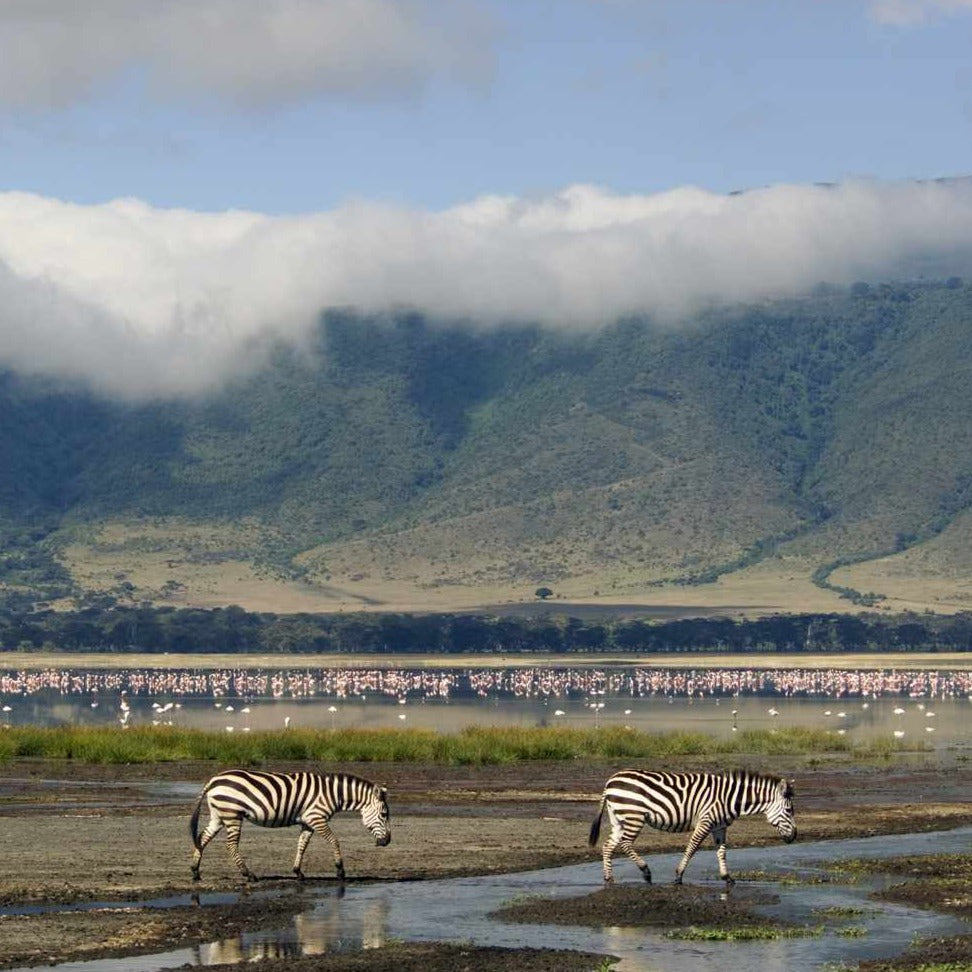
[1,604,971,655]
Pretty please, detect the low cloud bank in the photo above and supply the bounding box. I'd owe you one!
[1,179,971,398]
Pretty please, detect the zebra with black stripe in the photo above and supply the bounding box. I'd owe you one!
[589,769,796,885]
[190,769,391,882]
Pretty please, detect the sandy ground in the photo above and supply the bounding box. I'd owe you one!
[1,756,971,970]
[7,650,972,671]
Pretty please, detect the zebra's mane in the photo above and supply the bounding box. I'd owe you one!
[326,772,387,801]
[734,770,792,800]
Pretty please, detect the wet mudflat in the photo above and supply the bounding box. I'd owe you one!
[493,883,790,932]
[860,934,972,970]
[174,943,613,972]
[0,896,304,969]
[1,756,971,971]
[822,852,972,970]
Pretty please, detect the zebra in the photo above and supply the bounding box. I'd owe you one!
[189,769,391,882]
[589,769,796,885]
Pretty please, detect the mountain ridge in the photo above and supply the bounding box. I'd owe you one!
[2,279,971,616]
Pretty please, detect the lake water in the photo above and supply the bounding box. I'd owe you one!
[1,664,971,748]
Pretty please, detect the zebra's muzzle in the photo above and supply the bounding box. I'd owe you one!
[783,828,797,844]
[376,833,391,847]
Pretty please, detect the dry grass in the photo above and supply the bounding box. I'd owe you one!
[831,510,972,614]
[54,517,972,617]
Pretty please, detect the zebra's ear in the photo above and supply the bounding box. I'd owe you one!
[377,785,388,801]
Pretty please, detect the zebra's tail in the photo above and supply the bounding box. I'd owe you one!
[189,789,206,851]
[589,795,606,848]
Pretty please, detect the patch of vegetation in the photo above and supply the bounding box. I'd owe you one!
[0,724,910,766]
[827,855,972,881]
[734,869,838,886]
[664,924,821,941]
[812,906,873,919]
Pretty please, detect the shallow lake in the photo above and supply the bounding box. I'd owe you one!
[1,665,971,749]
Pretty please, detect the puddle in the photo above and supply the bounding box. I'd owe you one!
[6,827,972,972]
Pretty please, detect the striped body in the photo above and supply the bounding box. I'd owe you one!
[589,769,796,884]
[190,770,390,882]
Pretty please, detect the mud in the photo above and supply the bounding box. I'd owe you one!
[164,942,614,972]
[0,896,303,969]
[492,883,787,931]
[861,934,972,970]
[819,852,972,969]
[1,757,971,970]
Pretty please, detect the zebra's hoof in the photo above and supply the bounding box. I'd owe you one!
[336,866,346,882]
[642,871,652,884]
[191,871,200,883]
[672,875,683,885]
[293,868,305,881]
[723,875,736,888]
[603,875,614,885]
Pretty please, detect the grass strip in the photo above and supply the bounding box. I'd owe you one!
[664,924,822,941]
[0,724,919,765]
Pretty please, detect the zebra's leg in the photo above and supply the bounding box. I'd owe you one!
[600,803,624,883]
[712,826,734,886]
[602,806,650,884]
[224,818,256,881]
[191,812,224,881]
[674,817,713,884]
[293,824,314,880]
[310,820,346,881]
[618,817,651,884]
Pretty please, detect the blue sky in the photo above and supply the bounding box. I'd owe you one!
[1,0,970,212]
[3,0,972,399]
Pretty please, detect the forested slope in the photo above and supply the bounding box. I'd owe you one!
[2,280,971,610]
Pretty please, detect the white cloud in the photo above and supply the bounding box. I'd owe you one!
[869,0,972,25]
[1,178,972,399]
[0,0,493,110]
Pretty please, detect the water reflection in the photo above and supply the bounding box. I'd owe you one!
[196,896,389,964]
[1,665,971,746]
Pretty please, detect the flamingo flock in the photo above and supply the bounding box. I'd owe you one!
[0,665,966,740]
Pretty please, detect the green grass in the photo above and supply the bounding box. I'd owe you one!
[867,965,972,972]
[811,906,872,920]
[664,924,822,942]
[0,724,918,766]
[824,854,972,884]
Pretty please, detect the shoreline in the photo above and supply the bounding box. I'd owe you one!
[3,650,972,670]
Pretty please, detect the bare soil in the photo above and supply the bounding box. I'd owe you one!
[171,943,613,972]
[861,934,972,971]
[493,883,787,930]
[1,756,971,970]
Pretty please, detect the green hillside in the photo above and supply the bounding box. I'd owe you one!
[2,279,972,613]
